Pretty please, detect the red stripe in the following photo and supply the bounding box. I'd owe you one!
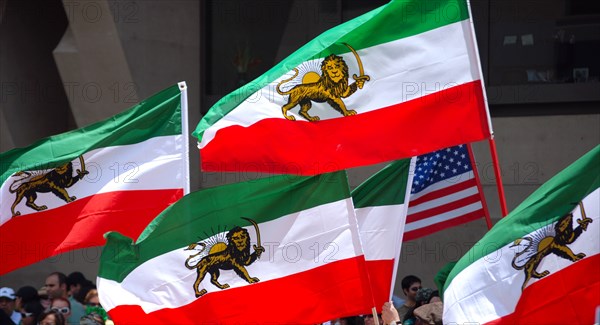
[406,193,481,223]
[0,189,182,274]
[485,254,600,325]
[201,81,489,175]
[108,256,376,325]
[403,209,484,241]
[409,178,477,207]
[365,259,395,309]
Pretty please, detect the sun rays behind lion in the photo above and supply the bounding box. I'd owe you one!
[278,59,323,90]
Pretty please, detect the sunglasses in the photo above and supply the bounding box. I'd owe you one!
[20,312,33,318]
[410,286,422,292]
[87,302,101,307]
[51,306,70,314]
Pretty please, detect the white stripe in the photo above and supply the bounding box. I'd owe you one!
[410,171,473,201]
[408,186,478,213]
[199,20,479,148]
[404,202,482,231]
[98,198,363,313]
[0,135,184,220]
[443,189,600,323]
[356,204,406,261]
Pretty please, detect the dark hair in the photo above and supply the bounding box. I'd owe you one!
[23,300,44,320]
[401,275,422,290]
[48,272,68,287]
[428,290,440,304]
[16,286,39,304]
[38,310,66,325]
[341,316,363,325]
[75,283,97,305]
[66,272,88,288]
[415,288,434,305]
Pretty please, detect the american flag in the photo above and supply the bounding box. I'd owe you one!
[404,144,487,241]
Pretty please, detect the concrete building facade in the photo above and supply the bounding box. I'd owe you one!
[1,0,598,302]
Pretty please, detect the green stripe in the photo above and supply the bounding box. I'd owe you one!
[443,145,600,295]
[98,171,350,282]
[193,0,469,141]
[351,159,411,208]
[1,84,182,183]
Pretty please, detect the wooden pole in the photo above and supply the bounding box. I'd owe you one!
[372,307,380,324]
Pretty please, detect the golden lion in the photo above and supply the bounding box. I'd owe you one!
[9,159,88,217]
[276,54,368,121]
[185,226,265,297]
[511,205,592,291]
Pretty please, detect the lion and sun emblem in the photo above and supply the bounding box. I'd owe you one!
[276,43,370,122]
[184,217,265,297]
[510,201,593,291]
[7,156,88,217]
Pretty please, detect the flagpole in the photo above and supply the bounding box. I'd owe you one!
[467,143,493,229]
[466,0,506,217]
[371,307,380,324]
[178,81,191,195]
[389,158,417,296]
[488,138,508,216]
[346,174,382,321]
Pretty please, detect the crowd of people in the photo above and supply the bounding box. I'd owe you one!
[2,272,438,325]
[323,275,442,325]
[0,272,110,325]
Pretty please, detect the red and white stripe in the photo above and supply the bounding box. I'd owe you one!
[404,171,484,241]
[444,188,600,324]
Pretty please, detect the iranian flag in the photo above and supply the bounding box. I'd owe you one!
[0,83,190,275]
[194,0,491,175]
[351,158,415,307]
[443,145,600,324]
[97,171,376,324]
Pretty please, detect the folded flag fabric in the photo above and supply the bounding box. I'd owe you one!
[194,0,491,175]
[443,145,600,324]
[0,82,190,275]
[97,171,376,325]
[405,144,487,241]
[351,158,414,308]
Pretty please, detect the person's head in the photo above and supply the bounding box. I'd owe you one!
[363,313,383,325]
[45,272,68,299]
[84,289,100,307]
[415,288,435,306]
[401,275,422,302]
[429,295,442,303]
[332,316,362,325]
[50,297,71,320]
[79,312,105,325]
[15,286,39,311]
[66,272,87,297]
[330,318,348,325]
[75,281,96,304]
[0,287,16,316]
[38,310,66,325]
[20,300,44,325]
[427,290,441,304]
